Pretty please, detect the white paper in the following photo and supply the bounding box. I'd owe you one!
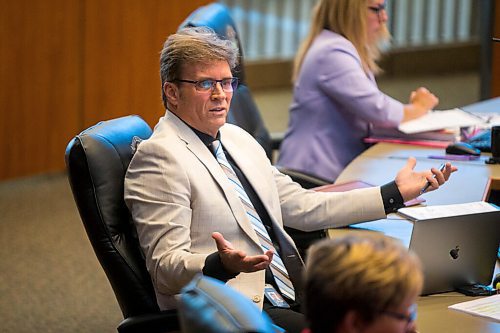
[397,202,498,221]
[473,112,500,127]
[398,109,485,134]
[449,294,500,321]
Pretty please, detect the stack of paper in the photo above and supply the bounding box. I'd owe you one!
[370,126,459,142]
[449,294,500,321]
[365,108,483,148]
[397,202,498,221]
[398,108,485,134]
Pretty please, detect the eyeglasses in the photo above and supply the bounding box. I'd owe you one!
[368,3,386,15]
[368,2,387,22]
[381,304,417,326]
[173,78,239,93]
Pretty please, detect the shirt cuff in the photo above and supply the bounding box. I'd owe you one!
[202,252,239,282]
[380,181,405,214]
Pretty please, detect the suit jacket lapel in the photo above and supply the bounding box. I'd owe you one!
[223,138,273,212]
[166,113,260,247]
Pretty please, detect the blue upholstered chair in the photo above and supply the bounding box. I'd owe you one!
[179,275,285,333]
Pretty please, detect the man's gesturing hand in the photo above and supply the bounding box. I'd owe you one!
[212,232,273,274]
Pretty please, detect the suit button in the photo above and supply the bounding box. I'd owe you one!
[252,295,261,303]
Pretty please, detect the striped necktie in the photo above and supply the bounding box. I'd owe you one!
[211,139,295,301]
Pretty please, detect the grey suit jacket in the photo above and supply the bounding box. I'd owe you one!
[124,111,386,310]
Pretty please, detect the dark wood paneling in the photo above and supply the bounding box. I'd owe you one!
[83,0,210,128]
[381,42,480,77]
[246,43,481,91]
[245,60,293,90]
[0,0,81,180]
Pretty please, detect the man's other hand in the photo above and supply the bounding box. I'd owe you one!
[395,157,457,202]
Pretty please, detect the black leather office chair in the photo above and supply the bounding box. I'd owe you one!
[65,115,179,333]
[180,3,328,255]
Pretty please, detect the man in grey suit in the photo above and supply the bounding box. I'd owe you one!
[124,27,456,333]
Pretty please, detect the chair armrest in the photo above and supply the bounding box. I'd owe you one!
[283,226,327,259]
[277,165,331,257]
[118,310,179,333]
[276,166,332,189]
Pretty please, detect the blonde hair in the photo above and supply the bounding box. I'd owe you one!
[304,234,423,333]
[293,0,389,82]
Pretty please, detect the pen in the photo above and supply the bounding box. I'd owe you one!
[420,163,446,194]
[428,155,479,161]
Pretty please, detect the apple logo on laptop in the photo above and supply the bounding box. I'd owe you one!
[450,246,460,260]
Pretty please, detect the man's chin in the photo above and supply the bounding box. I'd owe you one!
[206,116,227,134]
[210,111,228,123]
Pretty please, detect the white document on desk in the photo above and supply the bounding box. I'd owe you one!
[398,109,485,134]
[449,294,500,321]
[397,202,498,221]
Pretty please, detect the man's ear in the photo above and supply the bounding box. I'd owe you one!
[338,310,366,333]
[164,82,179,109]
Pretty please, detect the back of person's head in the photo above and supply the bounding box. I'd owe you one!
[159,26,239,108]
[303,234,423,333]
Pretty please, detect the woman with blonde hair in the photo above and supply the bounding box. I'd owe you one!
[303,234,423,333]
[278,0,439,182]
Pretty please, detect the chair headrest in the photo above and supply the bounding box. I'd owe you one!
[70,115,152,167]
[181,3,237,40]
[179,2,245,83]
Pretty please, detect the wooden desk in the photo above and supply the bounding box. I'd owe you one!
[336,143,500,205]
[416,292,500,332]
[331,143,500,332]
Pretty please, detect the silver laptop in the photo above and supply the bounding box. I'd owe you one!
[408,211,500,295]
[350,210,500,295]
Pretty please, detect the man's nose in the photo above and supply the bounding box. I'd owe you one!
[211,82,226,98]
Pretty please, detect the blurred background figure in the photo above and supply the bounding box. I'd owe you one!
[278,0,439,182]
[303,234,423,333]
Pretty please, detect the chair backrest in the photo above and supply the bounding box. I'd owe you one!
[180,2,273,159]
[65,115,158,318]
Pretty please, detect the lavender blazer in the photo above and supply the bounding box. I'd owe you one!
[278,30,403,181]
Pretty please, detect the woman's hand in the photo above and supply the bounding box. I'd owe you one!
[402,87,439,122]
